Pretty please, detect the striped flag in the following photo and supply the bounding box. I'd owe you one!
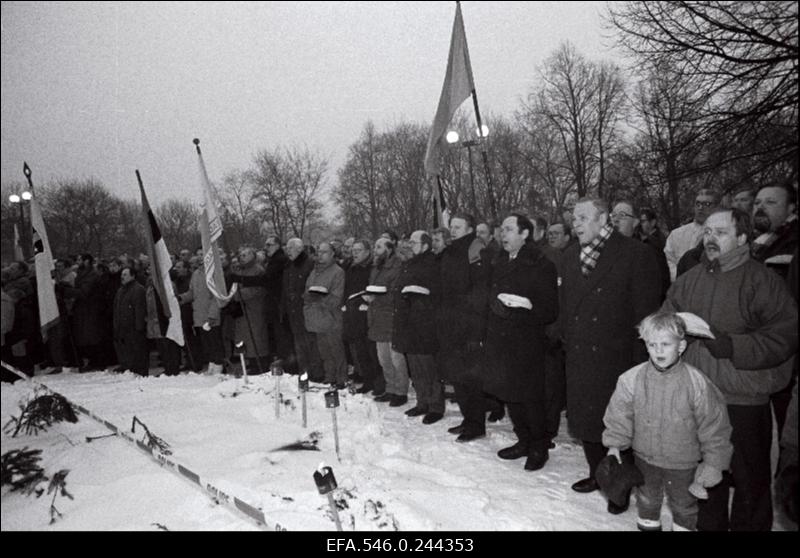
[28,191,59,341]
[194,140,232,302]
[13,223,24,261]
[423,2,475,177]
[137,171,184,347]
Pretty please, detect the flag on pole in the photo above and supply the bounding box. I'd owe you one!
[433,176,450,228]
[28,191,60,341]
[137,171,184,347]
[194,139,234,302]
[423,2,475,177]
[13,223,24,261]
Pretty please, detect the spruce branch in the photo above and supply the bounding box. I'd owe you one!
[1,447,47,494]
[131,416,172,455]
[3,391,78,437]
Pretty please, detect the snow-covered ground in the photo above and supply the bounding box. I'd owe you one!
[1,367,792,532]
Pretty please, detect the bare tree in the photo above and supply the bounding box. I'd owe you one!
[529,41,600,197]
[595,61,627,198]
[335,121,383,238]
[517,110,577,221]
[39,179,121,258]
[607,1,798,168]
[335,121,431,237]
[155,198,200,254]
[251,145,328,241]
[217,170,260,247]
[630,65,711,227]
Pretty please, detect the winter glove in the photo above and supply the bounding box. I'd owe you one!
[689,463,723,499]
[607,447,622,464]
[701,324,733,359]
[202,321,211,332]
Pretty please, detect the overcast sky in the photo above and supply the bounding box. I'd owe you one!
[1,1,621,209]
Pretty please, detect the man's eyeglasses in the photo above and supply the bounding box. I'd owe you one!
[694,201,714,208]
[610,212,634,220]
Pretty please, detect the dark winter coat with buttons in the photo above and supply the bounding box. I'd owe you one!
[483,243,559,403]
[560,231,661,442]
[392,250,439,355]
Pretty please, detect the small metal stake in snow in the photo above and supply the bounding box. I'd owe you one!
[271,358,283,419]
[324,389,341,462]
[235,342,248,384]
[313,463,342,531]
[299,371,309,428]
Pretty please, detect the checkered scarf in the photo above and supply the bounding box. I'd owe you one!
[580,224,614,277]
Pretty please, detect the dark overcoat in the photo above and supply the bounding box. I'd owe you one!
[282,251,314,333]
[342,259,372,342]
[483,243,559,402]
[67,267,104,347]
[113,280,147,337]
[436,232,491,348]
[560,231,661,442]
[392,250,439,355]
[263,249,288,322]
[436,232,491,382]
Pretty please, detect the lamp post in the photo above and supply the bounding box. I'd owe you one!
[9,190,32,259]
[446,126,489,218]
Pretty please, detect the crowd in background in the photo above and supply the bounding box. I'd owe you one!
[1,181,797,532]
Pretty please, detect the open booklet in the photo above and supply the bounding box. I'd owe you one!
[676,312,716,339]
[401,285,430,295]
[497,293,533,310]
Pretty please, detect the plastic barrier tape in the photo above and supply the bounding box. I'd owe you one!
[0,360,287,531]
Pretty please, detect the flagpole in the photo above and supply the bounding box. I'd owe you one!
[460,3,498,223]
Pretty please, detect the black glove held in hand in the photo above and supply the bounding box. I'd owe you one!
[702,325,733,359]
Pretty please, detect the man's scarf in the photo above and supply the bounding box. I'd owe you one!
[579,224,614,277]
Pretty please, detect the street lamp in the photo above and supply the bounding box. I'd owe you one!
[446,126,490,216]
[9,189,33,259]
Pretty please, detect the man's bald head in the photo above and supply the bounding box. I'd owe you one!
[286,238,304,260]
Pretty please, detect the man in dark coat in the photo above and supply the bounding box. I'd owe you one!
[437,213,492,442]
[484,214,559,471]
[611,201,670,301]
[750,183,797,448]
[561,197,661,512]
[393,230,443,424]
[342,239,383,395]
[263,236,292,363]
[282,238,323,379]
[113,266,148,376]
[63,254,105,370]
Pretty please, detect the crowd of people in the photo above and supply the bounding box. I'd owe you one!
[1,181,797,532]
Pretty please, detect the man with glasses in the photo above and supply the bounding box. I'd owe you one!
[612,201,670,300]
[664,189,719,282]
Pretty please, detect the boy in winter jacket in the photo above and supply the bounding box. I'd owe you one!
[602,311,733,531]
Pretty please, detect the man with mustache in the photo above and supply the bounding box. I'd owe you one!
[750,183,797,281]
[661,207,797,531]
[750,182,798,473]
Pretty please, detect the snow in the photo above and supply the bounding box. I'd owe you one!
[0,367,791,532]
